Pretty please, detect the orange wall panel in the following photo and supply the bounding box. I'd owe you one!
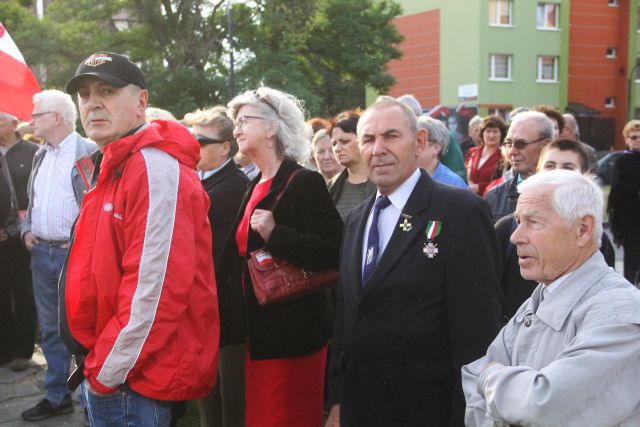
[568,0,630,147]
[386,9,440,107]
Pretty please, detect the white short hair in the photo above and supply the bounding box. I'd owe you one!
[397,94,422,117]
[517,170,603,243]
[0,111,18,121]
[417,116,449,151]
[509,111,554,140]
[468,115,483,128]
[228,86,311,164]
[33,90,77,128]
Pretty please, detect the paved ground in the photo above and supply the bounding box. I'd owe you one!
[0,348,85,426]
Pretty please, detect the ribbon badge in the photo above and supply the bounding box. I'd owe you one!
[425,220,442,241]
[423,220,442,259]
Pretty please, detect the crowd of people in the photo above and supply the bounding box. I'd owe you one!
[0,50,639,427]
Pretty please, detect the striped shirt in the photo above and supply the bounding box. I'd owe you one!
[31,132,79,241]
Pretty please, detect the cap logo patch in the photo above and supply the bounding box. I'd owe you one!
[85,53,113,67]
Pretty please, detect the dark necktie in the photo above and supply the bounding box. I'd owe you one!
[362,195,391,285]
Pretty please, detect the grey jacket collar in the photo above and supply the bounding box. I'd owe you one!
[522,251,610,331]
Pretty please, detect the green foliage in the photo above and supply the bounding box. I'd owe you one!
[4,0,402,118]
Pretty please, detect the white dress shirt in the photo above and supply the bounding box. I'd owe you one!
[361,168,421,272]
[31,132,79,241]
[199,158,231,181]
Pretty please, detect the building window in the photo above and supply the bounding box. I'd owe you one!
[605,97,615,108]
[608,0,619,6]
[490,54,512,80]
[537,56,558,82]
[635,58,640,82]
[537,3,559,29]
[637,6,640,31]
[606,47,617,58]
[489,0,513,26]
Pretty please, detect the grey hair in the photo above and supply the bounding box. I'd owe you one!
[312,128,330,149]
[517,169,603,244]
[361,96,418,138]
[146,107,176,121]
[397,94,422,117]
[509,106,531,121]
[227,86,311,164]
[469,115,483,128]
[509,110,554,141]
[562,113,579,139]
[0,112,18,121]
[33,90,76,128]
[417,116,449,154]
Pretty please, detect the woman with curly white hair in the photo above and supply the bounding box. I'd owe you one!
[217,86,342,426]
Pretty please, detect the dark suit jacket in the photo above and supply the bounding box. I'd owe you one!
[217,158,343,356]
[202,160,249,266]
[329,170,502,427]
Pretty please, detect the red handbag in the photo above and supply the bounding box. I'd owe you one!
[247,169,338,306]
[248,248,338,305]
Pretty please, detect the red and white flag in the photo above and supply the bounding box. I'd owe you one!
[0,22,41,121]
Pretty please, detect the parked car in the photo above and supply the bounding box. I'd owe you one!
[596,150,624,186]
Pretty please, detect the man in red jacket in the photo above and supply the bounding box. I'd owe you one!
[60,52,219,426]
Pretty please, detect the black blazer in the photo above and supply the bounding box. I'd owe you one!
[201,160,249,266]
[329,170,502,427]
[217,159,343,357]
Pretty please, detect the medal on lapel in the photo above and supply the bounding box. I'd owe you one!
[399,217,412,232]
[423,242,438,258]
[423,220,442,258]
[398,213,413,232]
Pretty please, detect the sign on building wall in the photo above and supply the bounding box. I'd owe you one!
[458,84,478,102]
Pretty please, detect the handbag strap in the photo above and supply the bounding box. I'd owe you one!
[266,168,301,212]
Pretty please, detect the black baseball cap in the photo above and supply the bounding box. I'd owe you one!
[65,51,146,94]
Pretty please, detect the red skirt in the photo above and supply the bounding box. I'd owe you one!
[244,346,327,427]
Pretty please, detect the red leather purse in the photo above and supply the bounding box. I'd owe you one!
[247,169,338,306]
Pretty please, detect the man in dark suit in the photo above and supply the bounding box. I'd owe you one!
[326,96,502,427]
[184,106,249,427]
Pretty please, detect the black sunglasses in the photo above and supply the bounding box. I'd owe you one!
[194,134,226,145]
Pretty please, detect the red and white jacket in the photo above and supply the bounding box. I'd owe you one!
[61,120,219,401]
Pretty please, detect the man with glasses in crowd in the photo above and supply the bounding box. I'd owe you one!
[19,90,96,421]
[485,111,554,222]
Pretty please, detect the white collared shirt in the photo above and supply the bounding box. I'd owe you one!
[199,158,231,181]
[361,168,421,272]
[31,132,79,240]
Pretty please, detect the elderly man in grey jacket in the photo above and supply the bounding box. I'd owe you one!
[462,169,640,427]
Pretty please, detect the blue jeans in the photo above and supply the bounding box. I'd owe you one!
[31,243,71,406]
[82,381,172,426]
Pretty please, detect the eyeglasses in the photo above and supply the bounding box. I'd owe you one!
[253,90,278,113]
[31,111,54,119]
[501,136,547,150]
[194,134,226,145]
[234,115,265,131]
[627,135,640,141]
